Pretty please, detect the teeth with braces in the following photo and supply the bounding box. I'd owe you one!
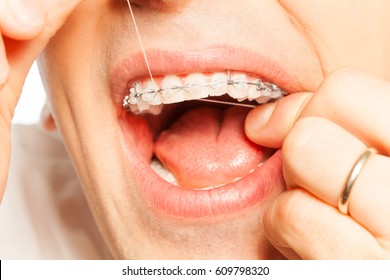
[122,70,287,114]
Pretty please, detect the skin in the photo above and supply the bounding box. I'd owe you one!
[1,0,390,259]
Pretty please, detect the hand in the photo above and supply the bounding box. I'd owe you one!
[245,68,390,259]
[0,0,84,202]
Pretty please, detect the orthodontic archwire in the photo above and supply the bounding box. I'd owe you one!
[122,70,287,110]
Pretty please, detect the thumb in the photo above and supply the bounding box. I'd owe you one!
[0,0,84,202]
[40,0,85,38]
[3,0,85,99]
[245,92,312,148]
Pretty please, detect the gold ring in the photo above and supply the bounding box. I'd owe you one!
[338,148,377,215]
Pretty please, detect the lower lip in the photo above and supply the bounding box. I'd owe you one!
[128,147,284,218]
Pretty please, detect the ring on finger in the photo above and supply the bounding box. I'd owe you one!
[338,147,377,215]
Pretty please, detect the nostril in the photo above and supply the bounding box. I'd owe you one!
[128,0,142,9]
[128,0,191,13]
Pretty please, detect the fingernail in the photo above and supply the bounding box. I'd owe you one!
[246,102,276,134]
[8,0,45,27]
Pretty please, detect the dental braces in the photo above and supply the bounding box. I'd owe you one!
[122,70,287,110]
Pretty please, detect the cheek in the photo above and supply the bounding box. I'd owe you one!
[38,0,131,106]
[278,0,386,73]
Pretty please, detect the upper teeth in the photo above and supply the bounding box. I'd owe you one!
[123,70,286,114]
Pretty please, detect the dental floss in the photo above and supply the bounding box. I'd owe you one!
[126,0,158,90]
[196,98,256,108]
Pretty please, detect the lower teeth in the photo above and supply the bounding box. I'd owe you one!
[150,158,178,186]
[150,159,263,190]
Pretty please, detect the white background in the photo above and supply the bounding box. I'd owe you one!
[13,61,46,124]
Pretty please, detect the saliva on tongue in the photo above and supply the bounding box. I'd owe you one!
[153,106,270,189]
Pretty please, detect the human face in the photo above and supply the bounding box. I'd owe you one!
[37,0,390,259]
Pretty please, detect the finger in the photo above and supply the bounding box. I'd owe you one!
[283,116,390,240]
[0,35,11,202]
[264,188,387,259]
[0,34,10,87]
[39,0,85,36]
[0,132,11,203]
[0,0,84,202]
[3,0,85,106]
[299,67,390,155]
[245,92,312,148]
[0,0,45,39]
[247,68,390,154]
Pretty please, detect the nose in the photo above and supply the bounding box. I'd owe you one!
[129,0,192,12]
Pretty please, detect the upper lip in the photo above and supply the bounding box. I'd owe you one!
[110,45,305,106]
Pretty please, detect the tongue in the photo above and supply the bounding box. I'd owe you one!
[154,106,270,189]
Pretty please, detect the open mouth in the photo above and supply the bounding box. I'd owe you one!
[113,47,293,218]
